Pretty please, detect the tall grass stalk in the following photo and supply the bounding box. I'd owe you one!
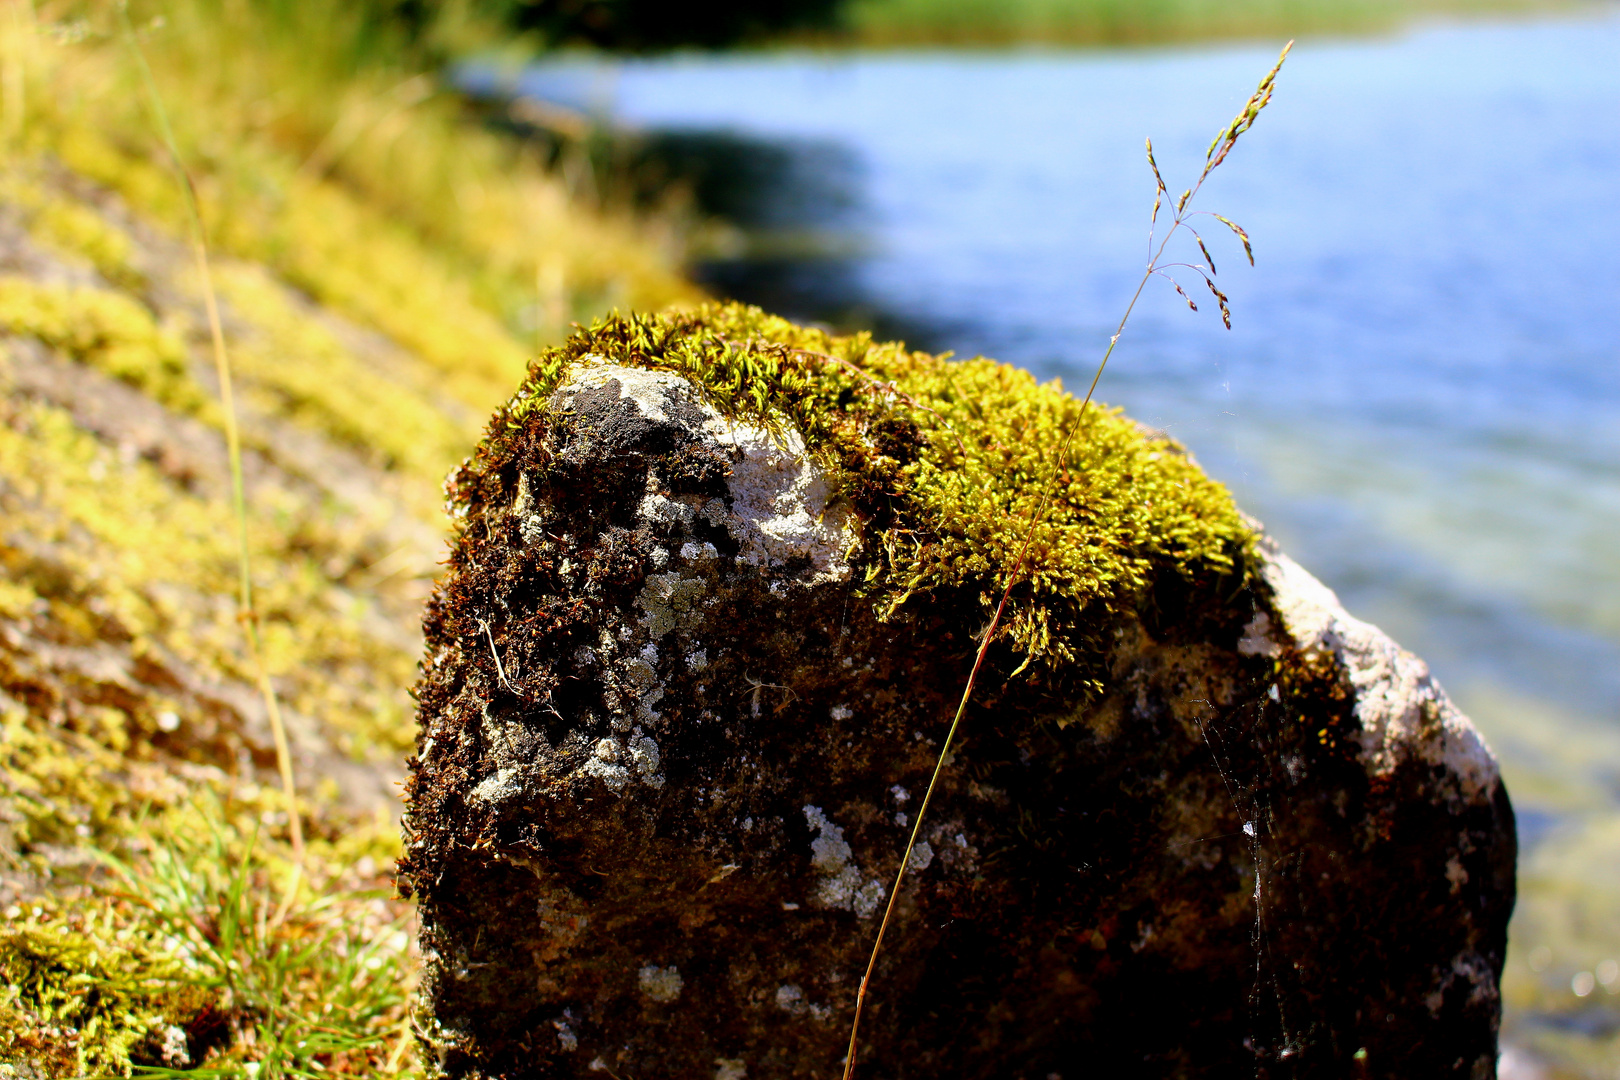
[117,2,306,874]
[840,41,1292,1079]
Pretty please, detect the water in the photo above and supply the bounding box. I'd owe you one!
[500,10,1620,1072]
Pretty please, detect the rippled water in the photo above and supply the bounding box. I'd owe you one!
[503,10,1620,1072]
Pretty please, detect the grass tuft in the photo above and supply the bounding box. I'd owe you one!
[0,800,413,1079]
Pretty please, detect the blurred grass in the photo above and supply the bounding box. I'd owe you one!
[839,0,1573,46]
[0,0,698,1074]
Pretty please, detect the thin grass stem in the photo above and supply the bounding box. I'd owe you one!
[118,4,306,882]
[840,41,1290,1078]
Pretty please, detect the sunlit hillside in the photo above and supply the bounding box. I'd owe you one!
[0,1,695,1074]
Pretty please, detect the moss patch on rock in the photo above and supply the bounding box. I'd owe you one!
[460,301,1253,688]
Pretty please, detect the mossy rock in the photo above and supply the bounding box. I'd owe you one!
[402,303,1515,1078]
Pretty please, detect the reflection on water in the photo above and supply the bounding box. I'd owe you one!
[506,10,1620,1074]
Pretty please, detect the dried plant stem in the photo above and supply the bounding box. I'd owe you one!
[841,42,1291,1079]
[118,7,306,879]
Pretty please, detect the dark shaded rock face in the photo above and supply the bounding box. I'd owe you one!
[400,364,1515,1080]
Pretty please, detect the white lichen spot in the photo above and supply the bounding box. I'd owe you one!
[639,492,697,532]
[829,704,853,721]
[803,805,884,919]
[775,984,805,1013]
[640,642,659,665]
[1237,610,1281,658]
[853,880,885,919]
[623,657,657,692]
[890,785,910,804]
[686,647,709,672]
[636,688,665,725]
[582,738,629,790]
[470,767,521,808]
[907,842,934,872]
[552,1017,578,1052]
[681,540,719,563]
[714,1058,747,1080]
[629,733,661,778]
[159,1024,190,1067]
[704,418,854,583]
[638,572,707,639]
[804,805,853,871]
[566,362,693,422]
[638,964,684,1003]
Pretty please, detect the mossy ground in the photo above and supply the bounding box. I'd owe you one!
[0,1,693,1075]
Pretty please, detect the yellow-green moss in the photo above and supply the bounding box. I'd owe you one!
[8,0,700,425]
[475,302,1254,682]
[0,793,413,1078]
[0,391,419,763]
[212,261,476,480]
[0,171,143,289]
[0,900,210,1078]
[0,277,213,419]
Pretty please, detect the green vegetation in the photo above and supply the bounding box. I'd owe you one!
[1,797,408,1078]
[0,0,1533,1073]
[368,0,1570,49]
[481,302,1252,683]
[839,0,1567,46]
[0,0,695,1075]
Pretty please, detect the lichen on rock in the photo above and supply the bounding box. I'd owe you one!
[402,303,1516,1079]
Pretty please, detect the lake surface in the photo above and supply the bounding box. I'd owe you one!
[498,10,1620,1073]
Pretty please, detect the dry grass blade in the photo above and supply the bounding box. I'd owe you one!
[840,39,1292,1079]
[118,3,305,877]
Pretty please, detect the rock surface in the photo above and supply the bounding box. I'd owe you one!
[401,357,1516,1079]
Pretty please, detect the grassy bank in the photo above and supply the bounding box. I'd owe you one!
[0,0,695,1074]
[839,0,1574,45]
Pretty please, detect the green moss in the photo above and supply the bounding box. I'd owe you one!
[0,900,212,1078]
[0,277,212,419]
[0,170,144,290]
[464,302,1254,684]
[210,261,476,480]
[11,0,699,424]
[0,788,413,1078]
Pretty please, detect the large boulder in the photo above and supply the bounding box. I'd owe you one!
[399,305,1515,1079]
